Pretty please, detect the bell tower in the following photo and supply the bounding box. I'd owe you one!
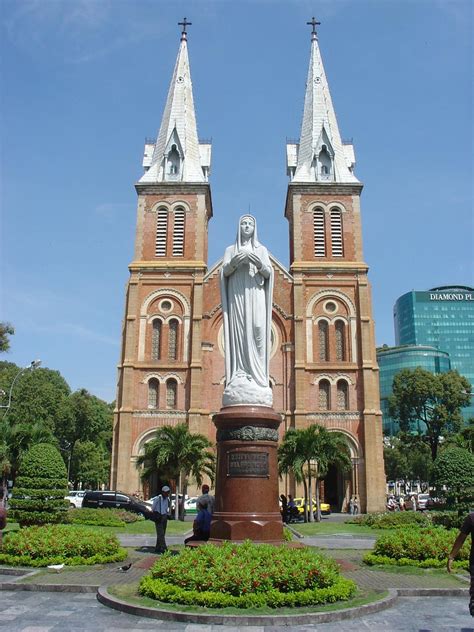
[285,19,385,512]
[111,21,213,492]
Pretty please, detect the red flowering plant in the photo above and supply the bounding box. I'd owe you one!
[364,526,469,569]
[139,541,356,609]
[0,524,127,567]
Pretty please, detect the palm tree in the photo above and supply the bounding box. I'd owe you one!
[278,424,352,522]
[136,423,215,520]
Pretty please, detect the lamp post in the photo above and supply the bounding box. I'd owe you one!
[0,360,42,419]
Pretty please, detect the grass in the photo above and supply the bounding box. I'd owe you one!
[109,582,388,616]
[291,520,390,538]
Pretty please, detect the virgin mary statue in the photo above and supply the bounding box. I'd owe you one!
[220,215,274,407]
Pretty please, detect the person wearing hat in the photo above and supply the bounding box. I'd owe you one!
[152,485,171,554]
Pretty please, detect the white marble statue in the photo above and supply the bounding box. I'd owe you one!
[220,215,274,407]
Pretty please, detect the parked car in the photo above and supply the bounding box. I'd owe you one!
[404,492,432,511]
[82,490,151,517]
[184,496,198,514]
[65,490,85,508]
[294,497,331,516]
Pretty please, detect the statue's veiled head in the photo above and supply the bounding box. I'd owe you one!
[236,214,260,248]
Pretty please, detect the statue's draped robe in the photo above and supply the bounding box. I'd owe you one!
[220,220,274,395]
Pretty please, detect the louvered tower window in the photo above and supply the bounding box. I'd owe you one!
[166,378,177,409]
[313,209,326,257]
[151,320,162,360]
[319,380,330,410]
[335,321,346,361]
[168,319,178,360]
[318,321,329,361]
[172,208,185,256]
[148,378,159,409]
[330,209,344,257]
[337,380,349,411]
[155,208,168,257]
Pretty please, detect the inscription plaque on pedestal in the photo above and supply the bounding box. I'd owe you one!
[227,451,269,478]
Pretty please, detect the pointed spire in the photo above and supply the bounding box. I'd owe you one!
[140,20,210,184]
[290,20,358,184]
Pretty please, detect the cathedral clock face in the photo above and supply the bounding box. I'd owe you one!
[177,76,184,84]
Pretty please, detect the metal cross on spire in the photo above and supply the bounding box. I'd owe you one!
[178,17,192,41]
[306,16,321,41]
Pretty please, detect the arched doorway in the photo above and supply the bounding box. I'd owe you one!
[321,429,361,513]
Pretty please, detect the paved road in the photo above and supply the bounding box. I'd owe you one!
[2,591,473,631]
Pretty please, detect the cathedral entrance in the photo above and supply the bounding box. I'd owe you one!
[323,464,349,512]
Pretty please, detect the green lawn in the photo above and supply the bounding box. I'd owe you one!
[291,520,389,538]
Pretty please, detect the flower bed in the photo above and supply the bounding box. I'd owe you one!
[66,507,142,527]
[348,511,429,529]
[0,524,127,567]
[363,527,469,570]
[139,541,356,609]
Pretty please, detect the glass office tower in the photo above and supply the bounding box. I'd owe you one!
[393,285,474,421]
[377,345,451,435]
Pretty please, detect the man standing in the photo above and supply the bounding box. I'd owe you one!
[447,511,474,616]
[152,485,170,554]
[197,484,215,515]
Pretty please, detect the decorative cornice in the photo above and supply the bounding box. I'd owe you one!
[288,183,363,195]
[133,410,188,418]
[129,261,207,272]
[135,182,211,195]
[290,261,368,274]
[216,425,279,443]
[307,412,361,422]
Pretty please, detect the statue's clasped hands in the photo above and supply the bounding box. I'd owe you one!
[231,251,263,271]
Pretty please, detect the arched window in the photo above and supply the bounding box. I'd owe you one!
[337,380,349,411]
[313,209,326,257]
[172,208,185,256]
[319,379,330,410]
[330,209,343,257]
[155,208,168,257]
[318,320,329,361]
[151,320,162,360]
[166,378,177,409]
[148,378,159,409]
[335,320,346,361]
[168,319,179,360]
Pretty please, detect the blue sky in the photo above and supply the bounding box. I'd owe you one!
[1,0,472,403]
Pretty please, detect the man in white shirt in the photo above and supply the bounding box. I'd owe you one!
[152,485,170,554]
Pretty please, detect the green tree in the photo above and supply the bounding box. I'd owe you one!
[432,447,474,509]
[70,441,109,489]
[388,368,471,461]
[55,389,113,480]
[0,322,14,353]
[9,443,68,526]
[136,423,215,520]
[278,425,351,522]
[278,428,308,519]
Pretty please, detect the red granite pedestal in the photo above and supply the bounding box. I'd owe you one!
[209,405,284,544]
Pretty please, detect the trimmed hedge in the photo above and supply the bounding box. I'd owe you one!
[67,508,142,527]
[9,444,68,527]
[139,541,356,609]
[0,524,127,567]
[430,511,464,530]
[363,526,469,570]
[348,511,429,529]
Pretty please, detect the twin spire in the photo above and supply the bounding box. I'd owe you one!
[141,19,357,185]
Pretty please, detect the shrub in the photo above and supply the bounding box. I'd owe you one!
[139,541,356,609]
[9,444,68,527]
[363,527,469,570]
[430,511,464,530]
[0,524,127,567]
[432,447,474,509]
[349,511,429,529]
[66,507,142,527]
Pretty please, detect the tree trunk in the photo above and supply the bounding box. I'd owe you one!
[315,476,321,522]
[302,477,308,523]
[308,464,314,523]
[175,472,181,521]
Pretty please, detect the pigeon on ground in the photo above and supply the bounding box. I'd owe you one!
[117,563,132,572]
[47,564,64,573]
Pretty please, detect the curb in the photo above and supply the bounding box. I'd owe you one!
[0,582,98,593]
[97,585,398,625]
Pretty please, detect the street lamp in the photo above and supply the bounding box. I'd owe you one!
[0,359,42,419]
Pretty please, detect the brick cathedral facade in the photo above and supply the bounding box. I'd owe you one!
[111,26,386,513]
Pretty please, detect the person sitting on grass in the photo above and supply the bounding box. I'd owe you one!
[184,500,212,545]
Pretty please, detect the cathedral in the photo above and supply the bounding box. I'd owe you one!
[110,21,386,513]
